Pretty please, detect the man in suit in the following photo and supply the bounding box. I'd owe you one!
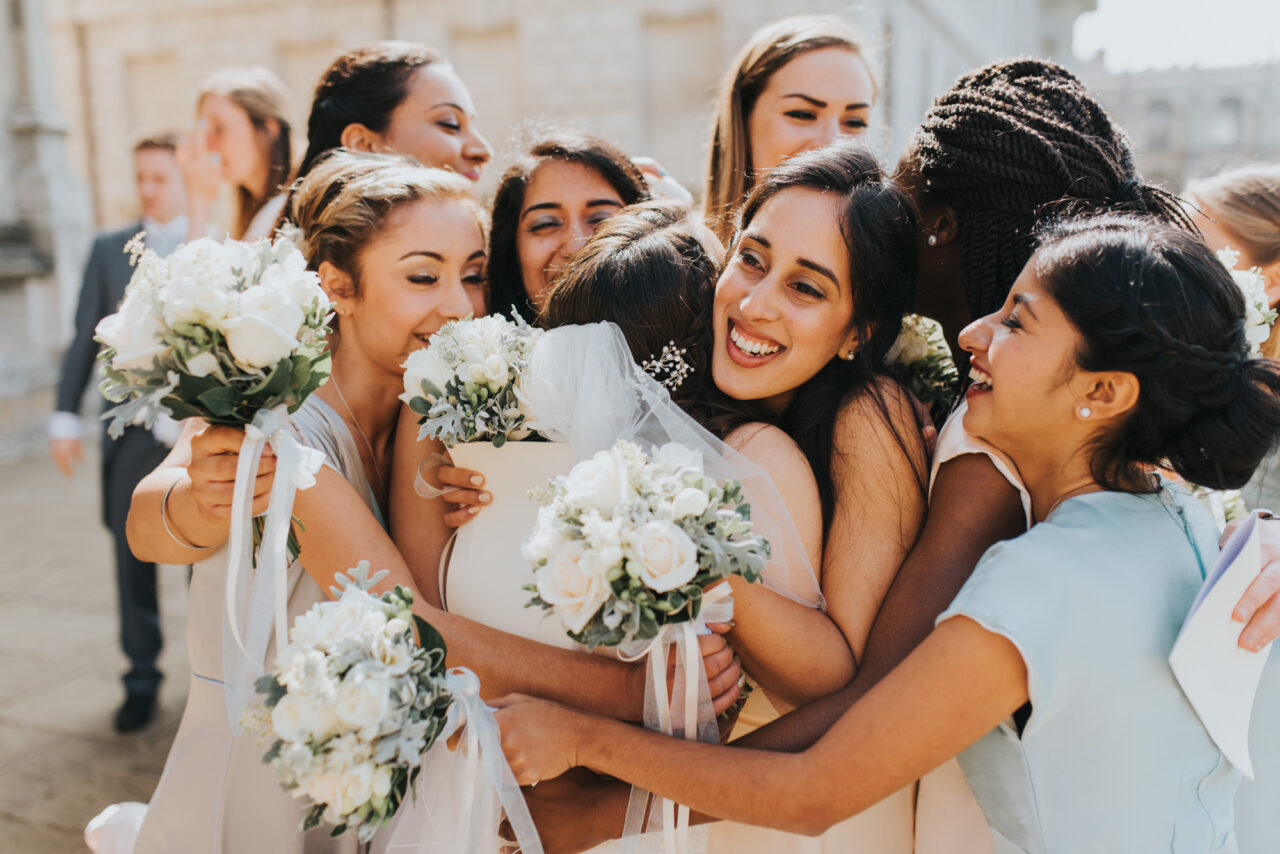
[49,133,188,732]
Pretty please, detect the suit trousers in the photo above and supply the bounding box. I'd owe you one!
[102,425,171,697]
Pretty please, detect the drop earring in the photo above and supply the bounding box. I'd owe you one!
[1079,406,1092,418]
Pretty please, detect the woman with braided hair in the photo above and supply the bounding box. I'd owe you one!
[497,214,1280,852]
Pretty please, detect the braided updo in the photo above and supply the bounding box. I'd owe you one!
[1036,215,1280,491]
[905,58,1193,322]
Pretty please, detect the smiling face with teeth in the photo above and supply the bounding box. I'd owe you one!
[324,198,488,379]
[957,260,1096,465]
[712,187,861,411]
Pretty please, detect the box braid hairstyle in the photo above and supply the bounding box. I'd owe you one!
[903,58,1195,322]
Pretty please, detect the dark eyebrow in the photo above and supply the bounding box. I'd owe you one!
[467,250,485,262]
[521,201,563,218]
[1012,292,1039,320]
[398,250,444,262]
[798,258,840,290]
[782,93,826,108]
[742,232,770,248]
[586,199,623,209]
[432,102,466,112]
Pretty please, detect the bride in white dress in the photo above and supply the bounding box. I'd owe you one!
[86,151,493,853]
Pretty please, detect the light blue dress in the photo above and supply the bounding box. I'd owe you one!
[938,484,1241,853]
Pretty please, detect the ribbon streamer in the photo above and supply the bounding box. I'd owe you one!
[619,583,734,854]
[221,405,326,728]
[385,668,543,854]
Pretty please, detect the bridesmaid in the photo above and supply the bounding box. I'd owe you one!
[496,213,1280,851]
[112,151,488,854]
[291,41,492,188]
[486,126,650,322]
[181,66,293,241]
[703,14,877,244]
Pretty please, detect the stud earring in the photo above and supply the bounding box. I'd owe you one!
[841,350,855,361]
[1079,406,1092,418]
[927,234,938,247]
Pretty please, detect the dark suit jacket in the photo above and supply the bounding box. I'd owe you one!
[55,222,143,415]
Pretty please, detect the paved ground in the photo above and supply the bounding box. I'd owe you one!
[0,435,189,853]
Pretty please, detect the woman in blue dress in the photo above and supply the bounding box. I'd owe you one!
[492,214,1280,852]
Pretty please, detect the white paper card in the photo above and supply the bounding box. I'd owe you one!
[1170,511,1274,778]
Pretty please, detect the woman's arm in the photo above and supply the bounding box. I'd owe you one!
[736,451,1026,751]
[388,403,457,606]
[721,423,853,706]
[127,419,276,563]
[497,614,1028,835]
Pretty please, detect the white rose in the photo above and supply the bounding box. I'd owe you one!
[481,353,508,386]
[564,449,632,514]
[370,634,413,676]
[631,520,698,593]
[95,292,171,371]
[306,765,375,817]
[162,274,235,331]
[522,520,568,565]
[536,542,612,634]
[271,691,341,742]
[168,238,234,284]
[668,487,710,520]
[185,350,220,378]
[372,764,393,799]
[401,346,454,403]
[260,251,328,317]
[654,443,703,475]
[311,588,387,650]
[335,665,393,734]
[224,283,305,368]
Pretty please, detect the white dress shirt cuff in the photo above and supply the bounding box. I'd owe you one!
[48,411,84,440]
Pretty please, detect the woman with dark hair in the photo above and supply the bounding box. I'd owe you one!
[497,214,1280,852]
[486,126,650,321]
[293,41,491,185]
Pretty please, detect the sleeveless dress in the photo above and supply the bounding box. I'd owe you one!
[86,396,381,854]
[939,484,1240,851]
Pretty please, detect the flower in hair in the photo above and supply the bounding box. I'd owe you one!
[642,341,693,392]
[1217,247,1276,355]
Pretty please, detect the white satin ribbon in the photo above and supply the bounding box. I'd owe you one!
[221,405,325,728]
[385,667,543,853]
[619,582,734,854]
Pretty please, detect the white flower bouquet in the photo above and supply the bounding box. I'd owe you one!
[1217,247,1277,356]
[883,313,959,426]
[525,439,769,650]
[401,314,542,447]
[96,234,332,436]
[248,562,452,842]
[250,562,542,852]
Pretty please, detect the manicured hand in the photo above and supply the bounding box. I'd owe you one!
[50,437,83,477]
[431,461,492,527]
[493,694,582,786]
[187,423,276,521]
[1229,515,1280,652]
[696,623,742,715]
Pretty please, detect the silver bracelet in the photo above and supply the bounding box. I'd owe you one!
[162,478,213,551]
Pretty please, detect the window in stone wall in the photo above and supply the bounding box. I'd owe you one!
[1147,100,1173,151]
[1209,96,1245,149]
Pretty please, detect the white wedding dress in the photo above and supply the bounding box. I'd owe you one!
[86,397,380,854]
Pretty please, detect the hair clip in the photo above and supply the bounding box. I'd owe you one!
[642,341,693,392]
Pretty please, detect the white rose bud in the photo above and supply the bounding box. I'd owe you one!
[225,283,305,369]
[537,542,611,634]
[400,346,453,404]
[185,350,220,378]
[96,292,172,371]
[632,520,699,593]
[481,353,508,387]
[669,487,710,519]
[372,764,393,799]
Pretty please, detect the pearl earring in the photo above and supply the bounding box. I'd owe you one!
[841,350,855,361]
[927,234,938,247]
[1079,406,1092,418]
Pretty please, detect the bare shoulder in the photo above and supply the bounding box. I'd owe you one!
[833,376,924,457]
[726,422,809,467]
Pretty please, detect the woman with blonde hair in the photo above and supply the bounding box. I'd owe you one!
[703,14,878,243]
[183,66,294,241]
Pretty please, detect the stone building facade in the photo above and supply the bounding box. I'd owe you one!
[1082,59,1280,191]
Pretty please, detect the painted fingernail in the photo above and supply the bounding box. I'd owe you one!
[467,506,479,515]
[470,475,484,486]
[479,492,492,504]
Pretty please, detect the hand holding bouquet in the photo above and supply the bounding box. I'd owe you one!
[95,232,333,714]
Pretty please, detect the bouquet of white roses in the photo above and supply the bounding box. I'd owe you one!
[96,232,334,717]
[96,233,332,436]
[247,562,452,842]
[1217,246,1277,356]
[524,439,769,649]
[882,313,959,427]
[249,562,542,852]
[401,314,542,447]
